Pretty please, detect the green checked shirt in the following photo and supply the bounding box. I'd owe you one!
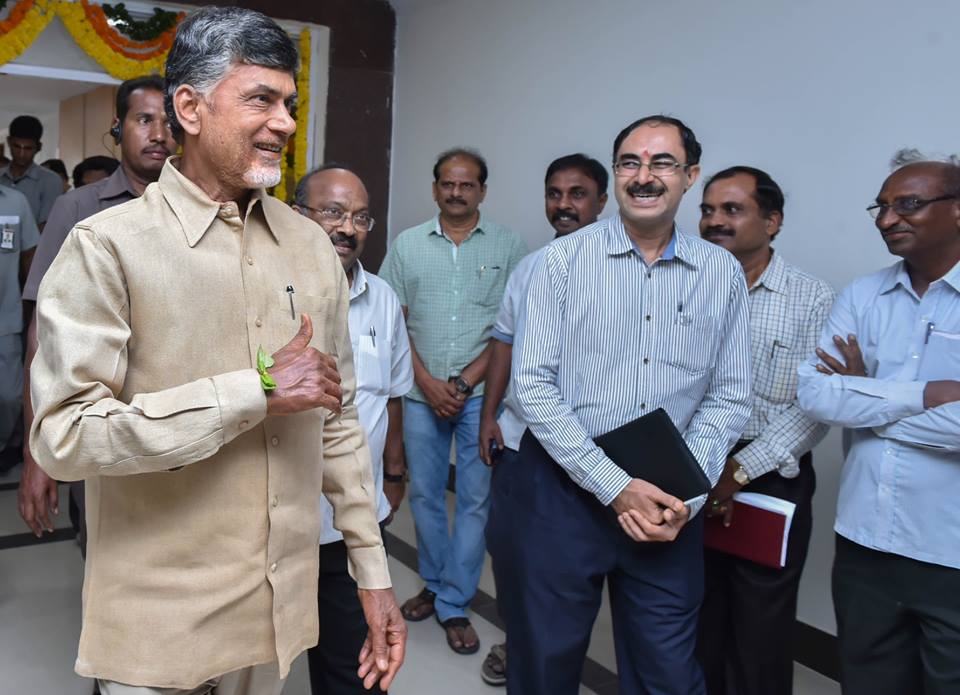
[380,215,526,402]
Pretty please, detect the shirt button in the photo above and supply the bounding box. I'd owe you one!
[643,357,650,365]
[640,403,647,409]
[645,315,651,321]
[246,256,254,266]
[270,562,278,573]
[240,420,249,429]
[912,354,919,359]
[451,316,457,321]
[271,436,279,446]
[271,496,279,508]
[255,318,263,327]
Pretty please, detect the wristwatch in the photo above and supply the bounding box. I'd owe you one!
[452,376,474,397]
[732,462,750,486]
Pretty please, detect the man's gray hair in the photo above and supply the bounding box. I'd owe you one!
[890,148,960,195]
[891,148,960,170]
[164,6,298,140]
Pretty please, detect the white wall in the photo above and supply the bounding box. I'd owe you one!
[389,0,959,635]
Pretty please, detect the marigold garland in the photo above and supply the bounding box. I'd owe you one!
[0,0,56,66]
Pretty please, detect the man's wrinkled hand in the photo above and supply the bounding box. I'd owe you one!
[357,587,407,691]
[18,452,59,538]
[815,334,867,377]
[266,314,343,416]
[617,503,690,542]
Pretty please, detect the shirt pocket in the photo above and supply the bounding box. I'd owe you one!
[920,328,960,380]
[664,314,717,375]
[468,264,504,307]
[277,291,334,353]
[355,333,390,396]
[756,338,799,405]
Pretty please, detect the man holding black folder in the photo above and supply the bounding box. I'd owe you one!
[696,167,835,695]
[507,115,752,694]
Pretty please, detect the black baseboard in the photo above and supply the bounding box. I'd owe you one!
[794,619,839,682]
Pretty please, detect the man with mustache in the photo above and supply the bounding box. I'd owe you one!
[798,151,960,695]
[380,148,526,655]
[696,166,835,695]
[507,116,752,693]
[30,8,405,693]
[478,152,607,686]
[18,75,178,547]
[293,164,413,695]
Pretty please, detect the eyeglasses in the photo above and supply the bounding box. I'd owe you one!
[299,205,375,231]
[613,158,687,178]
[866,195,958,219]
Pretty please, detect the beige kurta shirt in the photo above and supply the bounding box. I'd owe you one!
[30,159,390,689]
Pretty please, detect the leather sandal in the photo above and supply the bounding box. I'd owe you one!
[400,587,436,622]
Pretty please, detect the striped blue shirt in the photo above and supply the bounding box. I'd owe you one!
[514,216,752,516]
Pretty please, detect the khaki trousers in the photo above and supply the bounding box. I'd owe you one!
[98,662,284,695]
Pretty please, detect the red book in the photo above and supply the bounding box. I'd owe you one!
[703,492,796,569]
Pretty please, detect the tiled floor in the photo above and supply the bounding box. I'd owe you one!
[0,462,839,694]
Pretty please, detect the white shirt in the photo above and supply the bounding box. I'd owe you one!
[491,248,545,451]
[320,262,413,544]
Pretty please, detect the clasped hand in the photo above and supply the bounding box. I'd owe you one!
[611,479,689,542]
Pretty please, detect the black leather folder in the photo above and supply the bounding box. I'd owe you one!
[594,408,711,501]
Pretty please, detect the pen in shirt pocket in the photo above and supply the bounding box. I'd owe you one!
[478,264,501,278]
[369,326,376,348]
[286,285,296,319]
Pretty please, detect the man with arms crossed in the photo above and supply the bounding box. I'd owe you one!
[479,152,608,686]
[293,165,413,695]
[508,116,752,694]
[696,166,835,695]
[798,151,960,695]
[31,8,405,693]
[19,75,176,543]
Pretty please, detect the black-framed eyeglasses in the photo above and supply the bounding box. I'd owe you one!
[866,195,958,220]
[299,205,375,231]
[613,158,688,178]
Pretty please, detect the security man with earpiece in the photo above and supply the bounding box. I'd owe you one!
[18,75,177,546]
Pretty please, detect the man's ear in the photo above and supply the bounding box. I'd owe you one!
[173,84,203,137]
[766,211,784,239]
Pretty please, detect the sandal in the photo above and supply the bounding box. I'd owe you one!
[400,587,436,622]
[480,642,507,686]
[437,615,480,655]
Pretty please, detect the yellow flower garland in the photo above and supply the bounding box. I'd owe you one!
[0,0,56,67]
[2,1,312,198]
[57,0,167,79]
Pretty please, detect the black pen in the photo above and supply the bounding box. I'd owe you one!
[925,322,935,344]
[369,326,376,347]
[286,285,295,319]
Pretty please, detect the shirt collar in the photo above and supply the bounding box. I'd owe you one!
[98,165,139,201]
[752,250,788,294]
[606,216,697,267]
[430,214,486,238]
[349,260,369,301]
[941,258,960,293]
[0,161,40,182]
[159,158,274,247]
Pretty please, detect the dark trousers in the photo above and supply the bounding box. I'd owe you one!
[695,456,815,695]
[307,538,386,695]
[490,431,706,695]
[833,534,960,695]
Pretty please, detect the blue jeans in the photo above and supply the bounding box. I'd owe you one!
[403,396,490,621]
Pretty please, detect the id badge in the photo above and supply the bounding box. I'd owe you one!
[0,216,18,250]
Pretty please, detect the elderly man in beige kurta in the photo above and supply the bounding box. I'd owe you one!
[31,155,392,688]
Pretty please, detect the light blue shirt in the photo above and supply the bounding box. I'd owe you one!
[514,216,752,516]
[0,184,40,336]
[798,259,960,569]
